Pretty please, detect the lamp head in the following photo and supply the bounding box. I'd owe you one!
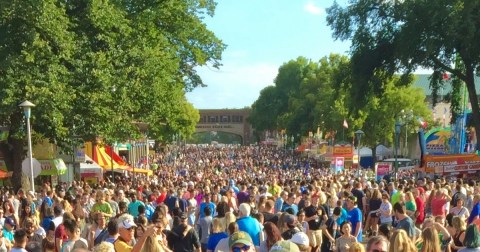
[395,122,402,134]
[18,100,35,118]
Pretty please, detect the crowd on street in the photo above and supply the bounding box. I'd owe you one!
[1,145,480,252]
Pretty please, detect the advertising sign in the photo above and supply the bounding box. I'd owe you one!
[375,162,392,181]
[423,154,480,174]
[425,127,451,155]
[333,145,353,156]
[332,157,345,174]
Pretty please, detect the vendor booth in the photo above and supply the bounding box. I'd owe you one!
[78,155,103,183]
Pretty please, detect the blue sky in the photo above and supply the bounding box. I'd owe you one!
[186,0,351,109]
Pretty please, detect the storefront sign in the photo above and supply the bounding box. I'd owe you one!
[38,159,67,176]
[75,148,86,163]
[424,154,480,174]
[333,146,353,155]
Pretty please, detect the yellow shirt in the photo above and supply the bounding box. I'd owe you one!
[114,239,132,252]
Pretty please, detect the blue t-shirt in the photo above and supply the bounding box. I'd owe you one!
[199,202,216,219]
[282,203,299,215]
[207,232,228,250]
[468,202,480,224]
[237,216,262,246]
[347,207,363,242]
[41,217,53,232]
[44,196,53,207]
[127,200,145,217]
[336,208,348,226]
[3,229,13,242]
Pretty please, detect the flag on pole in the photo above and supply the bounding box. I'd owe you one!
[417,117,427,128]
[343,119,348,129]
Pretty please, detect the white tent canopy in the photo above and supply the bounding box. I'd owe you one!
[355,145,393,157]
[80,155,103,173]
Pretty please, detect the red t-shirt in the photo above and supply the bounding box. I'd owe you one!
[54,224,68,252]
[431,197,447,217]
[415,196,425,224]
[156,192,166,205]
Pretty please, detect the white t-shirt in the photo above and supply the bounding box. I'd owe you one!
[10,247,27,252]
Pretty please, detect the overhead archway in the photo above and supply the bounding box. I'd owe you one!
[190,131,243,145]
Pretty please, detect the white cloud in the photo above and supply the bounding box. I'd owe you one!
[304,1,324,15]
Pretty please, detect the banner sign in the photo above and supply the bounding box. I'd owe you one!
[333,145,353,156]
[332,157,345,174]
[423,154,480,174]
[375,162,392,181]
[425,127,451,155]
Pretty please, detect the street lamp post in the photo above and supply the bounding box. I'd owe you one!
[355,130,364,169]
[402,109,413,157]
[19,101,36,192]
[111,86,116,184]
[394,121,402,181]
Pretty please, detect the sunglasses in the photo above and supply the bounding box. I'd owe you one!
[232,245,250,252]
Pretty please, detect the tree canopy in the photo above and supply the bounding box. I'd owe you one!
[327,0,480,149]
[0,0,224,189]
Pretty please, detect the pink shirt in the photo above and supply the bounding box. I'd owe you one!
[431,197,447,217]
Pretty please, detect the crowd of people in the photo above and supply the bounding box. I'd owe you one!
[1,145,480,252]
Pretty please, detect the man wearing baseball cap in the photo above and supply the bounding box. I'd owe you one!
[228,231,255,252]
[113,214,155,252]
[269,240,300,252]
[3,217,15,243]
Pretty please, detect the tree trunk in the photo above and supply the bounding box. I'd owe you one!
[464,67,480,150]
[0,137,27,192]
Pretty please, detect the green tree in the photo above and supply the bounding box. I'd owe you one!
[0,0,224,190]
[327,0,480,149]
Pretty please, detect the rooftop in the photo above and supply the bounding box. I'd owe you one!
[412,74,480,96]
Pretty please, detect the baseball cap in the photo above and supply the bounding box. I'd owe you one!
[4,217,15,227]
[229,231,253,248]
[117,218,137,229]
[289,232,309,246]
[269,240,300,252]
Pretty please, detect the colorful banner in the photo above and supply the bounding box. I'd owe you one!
[332,157,345,174]
[424,127,451,155]
[423,154,480,174]
[375,162,392,181]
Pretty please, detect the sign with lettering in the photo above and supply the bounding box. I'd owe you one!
[333,146,353,156]
[375,162,392,181]
[423,154,480,174]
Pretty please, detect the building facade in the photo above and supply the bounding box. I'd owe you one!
[196,109,253,145]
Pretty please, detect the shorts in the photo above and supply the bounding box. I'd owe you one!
[370,212,379,218]
[307,229,322,247]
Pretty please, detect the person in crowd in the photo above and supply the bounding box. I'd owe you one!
[235,203,262,247]
[388,229,416,252]
[206,218,228,252]
[393,202,415,238]
[10,229,28,252]
[104,219,118,244]
[127,193,144,219]
[417,227,440,252]
[269,240,300,252]
[282,193,299,215]
[167,212,201,252]
[113,214,155,252]
[468,195,480,225]
[458,224,480,252]
[365,189,382,237]
[451,216,467,252]
[199,207,213,252]
[0,224,11,252]
[227,231,256,252]
[348,242,365,252]
[215,222,239,252]
[289,232,310,252]
[345,196,363,242]
[366,235,389,252]
[60,218,88,252]
[335,221,356,252]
